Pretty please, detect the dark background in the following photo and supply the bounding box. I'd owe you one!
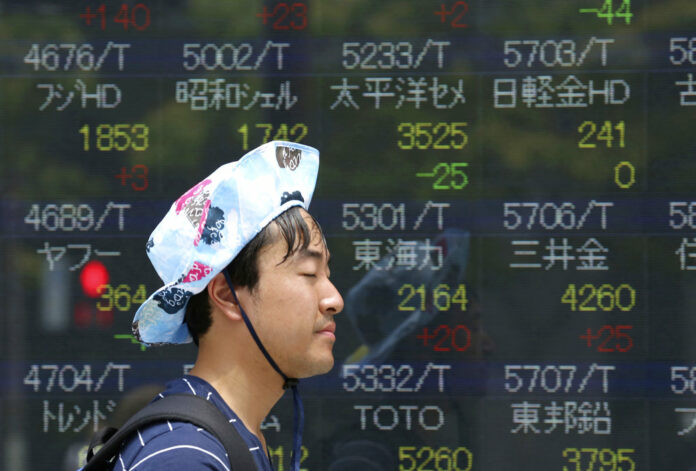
[1,0,695,469]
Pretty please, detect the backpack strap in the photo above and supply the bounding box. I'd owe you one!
[82,393,258,471]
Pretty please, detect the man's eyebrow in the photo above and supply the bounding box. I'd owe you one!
[298,248,325,260]
[297,248,331,267]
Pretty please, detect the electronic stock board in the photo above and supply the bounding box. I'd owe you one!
[1,1,696,469]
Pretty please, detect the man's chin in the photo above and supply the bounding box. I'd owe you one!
[299,354,334,378]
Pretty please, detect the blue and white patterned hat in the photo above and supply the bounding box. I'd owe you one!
[133,141,319,345]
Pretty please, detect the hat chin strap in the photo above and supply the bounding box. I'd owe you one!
[222,269,304,471]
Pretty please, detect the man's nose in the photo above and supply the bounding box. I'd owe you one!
[320,279,344,315]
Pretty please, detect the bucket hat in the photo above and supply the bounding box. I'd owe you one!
[132,140,319,345]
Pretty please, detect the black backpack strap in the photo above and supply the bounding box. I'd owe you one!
[82,393,258,471]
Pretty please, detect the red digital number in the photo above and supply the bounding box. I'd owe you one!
[115,164,149,191]
[434,1,469,28]
[257,2,307,30]
[580,325,633,353]
[417,324,471,352]
[80,3,151,31]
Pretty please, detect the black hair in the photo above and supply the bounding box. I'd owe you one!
[184,206,323,345]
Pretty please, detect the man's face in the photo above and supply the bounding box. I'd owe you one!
[241,209,344,378]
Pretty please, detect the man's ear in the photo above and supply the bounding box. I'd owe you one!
[207,272,243,321]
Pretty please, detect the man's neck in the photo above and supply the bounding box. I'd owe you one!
[188,349,285,443]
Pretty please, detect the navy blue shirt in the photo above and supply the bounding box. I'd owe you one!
[113,376,274,471]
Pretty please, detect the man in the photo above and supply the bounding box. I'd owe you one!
[114,141,343,470]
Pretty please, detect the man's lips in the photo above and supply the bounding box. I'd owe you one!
[317,323,336,338]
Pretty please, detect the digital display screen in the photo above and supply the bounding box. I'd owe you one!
[1,1,696,469]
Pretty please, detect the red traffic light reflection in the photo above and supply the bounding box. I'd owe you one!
[79,260,110,298]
